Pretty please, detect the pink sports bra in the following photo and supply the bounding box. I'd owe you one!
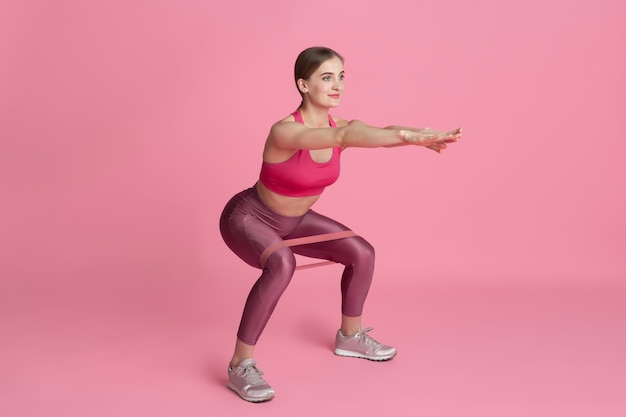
[258,109,341,197]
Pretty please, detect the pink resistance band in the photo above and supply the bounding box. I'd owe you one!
[258,230,358,270]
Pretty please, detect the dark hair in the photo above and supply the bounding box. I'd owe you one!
[294,46,344,92]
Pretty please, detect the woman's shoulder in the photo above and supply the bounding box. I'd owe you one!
[270,113,298,134]
[330,114,349,127]
[267,113,304,144]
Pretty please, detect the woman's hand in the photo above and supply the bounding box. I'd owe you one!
[399,127,462,153]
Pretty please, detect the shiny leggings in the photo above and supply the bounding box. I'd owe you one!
[219,187,375,346]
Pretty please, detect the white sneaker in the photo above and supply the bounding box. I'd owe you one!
[227,359,275,402]
[334,327,397,361]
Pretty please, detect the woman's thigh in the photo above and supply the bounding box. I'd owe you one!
[288,210,374,264]
[221,214,291,268]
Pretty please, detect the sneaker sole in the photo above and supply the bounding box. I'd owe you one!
[228,383,275,403]
[334,348,397,361]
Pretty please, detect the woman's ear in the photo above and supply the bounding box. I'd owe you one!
[297,79,308,93]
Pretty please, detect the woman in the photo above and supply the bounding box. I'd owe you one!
[219,46,461,402]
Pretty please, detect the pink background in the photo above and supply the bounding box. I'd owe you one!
[1,0,625,416]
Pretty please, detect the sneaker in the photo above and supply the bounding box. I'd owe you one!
[227,359,275,402]
[334,327,397,361]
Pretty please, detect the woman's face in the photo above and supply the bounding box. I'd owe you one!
[299,56,345,108]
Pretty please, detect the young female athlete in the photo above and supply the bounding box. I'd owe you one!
[219,46,462,402]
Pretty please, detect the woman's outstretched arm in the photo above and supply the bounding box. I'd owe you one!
[268,118,461,151]
[342,120,461,150]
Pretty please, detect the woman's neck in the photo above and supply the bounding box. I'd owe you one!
[297,104,331,128]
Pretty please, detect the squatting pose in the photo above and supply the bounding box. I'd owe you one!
[219,46,462,402]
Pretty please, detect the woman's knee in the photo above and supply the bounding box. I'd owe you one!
[265,248,297,281]
[341,237,375,267]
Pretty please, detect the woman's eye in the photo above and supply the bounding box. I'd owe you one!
[323,76,331,81]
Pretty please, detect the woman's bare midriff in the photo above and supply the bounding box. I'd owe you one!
[255,181,321,217]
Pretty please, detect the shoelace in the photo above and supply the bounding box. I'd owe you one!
[356,327,380,346]
[237,363,267,386]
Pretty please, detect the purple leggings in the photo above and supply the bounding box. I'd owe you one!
[219,186,375,346]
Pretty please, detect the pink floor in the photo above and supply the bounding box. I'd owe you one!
[2,267,625,417]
